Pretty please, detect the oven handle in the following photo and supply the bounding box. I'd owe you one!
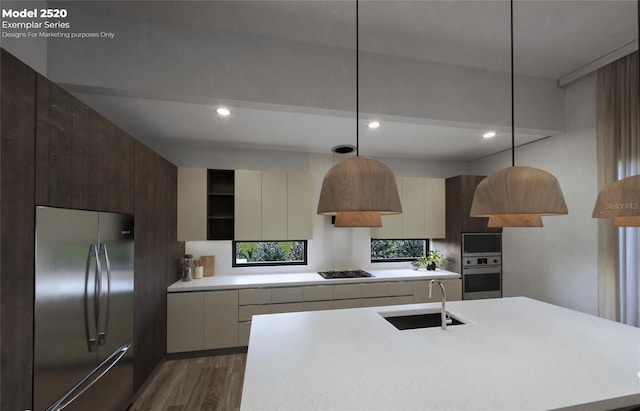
[462,266,502,275]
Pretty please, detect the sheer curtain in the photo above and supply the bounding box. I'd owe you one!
[597,51,640,325]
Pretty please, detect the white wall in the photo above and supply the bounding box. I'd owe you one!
[185,151,469,276]
[470,73,598,315]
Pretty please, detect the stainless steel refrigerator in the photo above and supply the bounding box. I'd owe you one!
[34,206,134,411]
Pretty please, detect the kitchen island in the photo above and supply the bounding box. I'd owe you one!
[241,297,640,410]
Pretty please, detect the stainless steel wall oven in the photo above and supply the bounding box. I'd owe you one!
[462,233,502,300]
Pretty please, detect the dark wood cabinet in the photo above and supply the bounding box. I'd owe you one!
[35,75,134,213]
[1,48,37,411]
[432,175,501,273]
[1,49,178,407]
[133,141,179,391]
[446,175,501,234]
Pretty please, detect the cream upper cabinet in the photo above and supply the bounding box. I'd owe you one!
[371,176,445,239]
[374,177,403,238]
[261,171,288,240]
[235,170,262,241]
[287,172,313,240]
[235,170,313,240]
[402,177,426,238]
[424,178,446,239]
[177,168,207,241]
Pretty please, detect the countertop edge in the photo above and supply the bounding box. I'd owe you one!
[167,269,460,292]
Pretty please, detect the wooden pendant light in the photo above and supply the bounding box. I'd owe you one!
[469,0,568,227]
[334,212,382,227]
[592,0,640,228]
[316,0,402,227]
[592,175,640,227]
[471,166,568,227]
[317,157,402,223]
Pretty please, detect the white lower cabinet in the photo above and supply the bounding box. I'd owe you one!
[167,292,204,353]
[167,290,238,353]
[413,279,462,303]
[168,278,462,351]
[333,284,360,300]
[303,300,332,311]
[272,302,303,314]
[303,285,332,301]
[388,282,414,297]
[272,287,303,303]
[332,299,360,309]
[204,290,239,349]
[239,304,271,322]
[388,295,414,305]
[239,321,252,346]
[361,297,388,307]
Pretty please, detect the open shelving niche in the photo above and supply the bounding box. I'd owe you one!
[207,169,235,240]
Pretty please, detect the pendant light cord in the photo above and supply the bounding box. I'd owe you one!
[356,0,360,157]
[511,0,515,167]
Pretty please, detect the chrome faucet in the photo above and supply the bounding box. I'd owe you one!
[429,279,451,330]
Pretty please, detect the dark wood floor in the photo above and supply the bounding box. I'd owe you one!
[131,354,246,411]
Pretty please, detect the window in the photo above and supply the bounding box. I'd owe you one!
[371,239,428,262]
[233,241,307,267]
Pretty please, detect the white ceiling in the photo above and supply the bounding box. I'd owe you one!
[37,0,637,162]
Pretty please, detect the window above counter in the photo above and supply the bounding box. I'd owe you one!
[233,240,307,267]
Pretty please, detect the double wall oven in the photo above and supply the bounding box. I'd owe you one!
[462,233,502,300]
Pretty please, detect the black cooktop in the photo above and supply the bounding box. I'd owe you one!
[317,270,374,279]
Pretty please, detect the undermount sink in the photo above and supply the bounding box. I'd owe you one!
[383,313,464,330]
[379,308,471,330]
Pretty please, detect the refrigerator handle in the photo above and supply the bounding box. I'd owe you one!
[84,244,101,353]
[45,343,131,411]
[97,244,111,346]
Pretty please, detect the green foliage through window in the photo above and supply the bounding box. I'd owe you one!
[233,241,307,266]
[371,239,427,262]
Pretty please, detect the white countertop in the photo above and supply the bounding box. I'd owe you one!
[167,268,460,292]
[241,297,640,410]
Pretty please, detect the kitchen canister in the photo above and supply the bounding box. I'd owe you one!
[180,254,194,281]
[194,265,203,279]
[181,265,193,282]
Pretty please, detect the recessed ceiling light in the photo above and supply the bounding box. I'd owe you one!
[216,107,231,116]
[368,121,381,129]
[482,131,497,139]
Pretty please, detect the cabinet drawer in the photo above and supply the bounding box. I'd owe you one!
[239,289,271,305]
[360,297,388,307]
[387,295,414,306]
[239,304,271,322]
[332,284,360,300]
[387,282,414,296]
[238,321,252,346]
[302,301,332,311]
[443,279,462,301]
[271,302,303,314]
[413,281,428,303]
[303,286,333,301]
[361,283,388,298]
[332,299,360,309]
[271,287,303,303]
